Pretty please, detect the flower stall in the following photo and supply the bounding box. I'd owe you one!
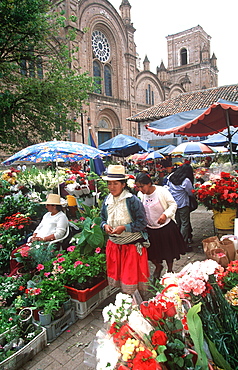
[88,259,238,370]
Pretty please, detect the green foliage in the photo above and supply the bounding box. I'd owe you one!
[71,216,105,255]
[0,180,11,197]
[0,0,95,150]
[34,278,68,316]
[0,193,45,222]
[15,241,56,271]
[186,303,209,370]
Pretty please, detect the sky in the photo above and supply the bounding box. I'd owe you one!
[110,0,238,87]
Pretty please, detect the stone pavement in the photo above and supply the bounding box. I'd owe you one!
[23,206,214,370]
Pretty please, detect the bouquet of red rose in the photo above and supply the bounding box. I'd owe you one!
[94,291,209,370]
[193,171,238,212]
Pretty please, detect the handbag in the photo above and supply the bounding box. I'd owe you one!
[189,195,198,212]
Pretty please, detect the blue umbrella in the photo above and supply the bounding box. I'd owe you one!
[2,140,108,166]
[158,145,176,155]
[2,140,109,194]
[201,127,238,146]
[145,151,164,160]
[98,134,150,157]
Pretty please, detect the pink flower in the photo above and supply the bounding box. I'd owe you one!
[85,264,90,267]
[53,260,58,265]
[58,265,63,270]
[80,217,85,221]
[18,225,24,229]
[56,253,63,257]
[9,317,13,321]
[44,272,51,277]
[36,264,44,271]
[95,247,101,254]
[57,257,65,263]
[67,245,76,252]
[74,260,83,268]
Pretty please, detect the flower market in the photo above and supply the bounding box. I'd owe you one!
[0,152,238,370]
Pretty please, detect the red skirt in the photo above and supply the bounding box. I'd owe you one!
[106,239,149,294]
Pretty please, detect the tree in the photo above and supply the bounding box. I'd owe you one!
[0,0,94,151]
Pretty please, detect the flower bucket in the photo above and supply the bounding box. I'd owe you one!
[66,195,77,207]
[213,208,236,230]
[38,311,51,326]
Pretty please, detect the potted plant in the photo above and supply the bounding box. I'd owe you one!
[33,275,69,322]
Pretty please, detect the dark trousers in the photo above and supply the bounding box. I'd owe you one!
[175,206,190,243]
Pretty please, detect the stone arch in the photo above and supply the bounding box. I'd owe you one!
[136,71,165,106]
[168,84,185,99]
[95,108,121,145]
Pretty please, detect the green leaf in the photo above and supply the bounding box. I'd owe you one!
[205,335,233,370]
[187,303,209,370]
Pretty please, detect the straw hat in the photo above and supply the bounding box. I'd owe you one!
[40,193,62,205]
[102,165,129,181]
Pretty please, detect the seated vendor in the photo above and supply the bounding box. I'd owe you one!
[9,193,69,276]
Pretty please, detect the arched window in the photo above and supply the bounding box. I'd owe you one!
[104,65,112,96]
[93,60,102,94]
[181,48,188,65]
[146,84,154,105]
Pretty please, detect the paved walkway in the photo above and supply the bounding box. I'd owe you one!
[23,206,215,370]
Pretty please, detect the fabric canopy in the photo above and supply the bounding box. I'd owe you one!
[146,99,238,137]
[98,134,150,157]
[201,127,238,146]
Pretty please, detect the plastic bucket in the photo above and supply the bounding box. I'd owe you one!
[66,195,77,207]
[213,208,236,230]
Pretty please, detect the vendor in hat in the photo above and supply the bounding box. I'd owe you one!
[9,194,69,276]
[101,165,149,295]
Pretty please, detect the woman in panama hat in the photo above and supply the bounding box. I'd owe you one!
[101,165,149,295]
[9,193,69,276]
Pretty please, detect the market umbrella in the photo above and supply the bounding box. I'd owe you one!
[146,99,238,163]
[158,145,176,155]
[2,140,109,193]
[169,141,214,156]
[98,134,150,157]
[201,127,238,146]
[145,150,165,160]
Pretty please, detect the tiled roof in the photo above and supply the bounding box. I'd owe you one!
[127,84,238,122]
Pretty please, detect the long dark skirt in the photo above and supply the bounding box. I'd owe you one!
[147,220,186,264]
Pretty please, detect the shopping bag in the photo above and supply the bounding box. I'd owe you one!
[210,248,229,268]
[219,239,236,262]
[202,236,220,258]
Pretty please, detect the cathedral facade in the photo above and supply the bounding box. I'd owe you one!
[54,0,218,145]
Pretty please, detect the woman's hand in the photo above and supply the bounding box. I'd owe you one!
[104,224,114,234]
[30,236,44,242]
[157,214,167,225]
[110,226,126,235]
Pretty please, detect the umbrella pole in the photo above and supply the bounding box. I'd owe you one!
[226,111,234,165]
